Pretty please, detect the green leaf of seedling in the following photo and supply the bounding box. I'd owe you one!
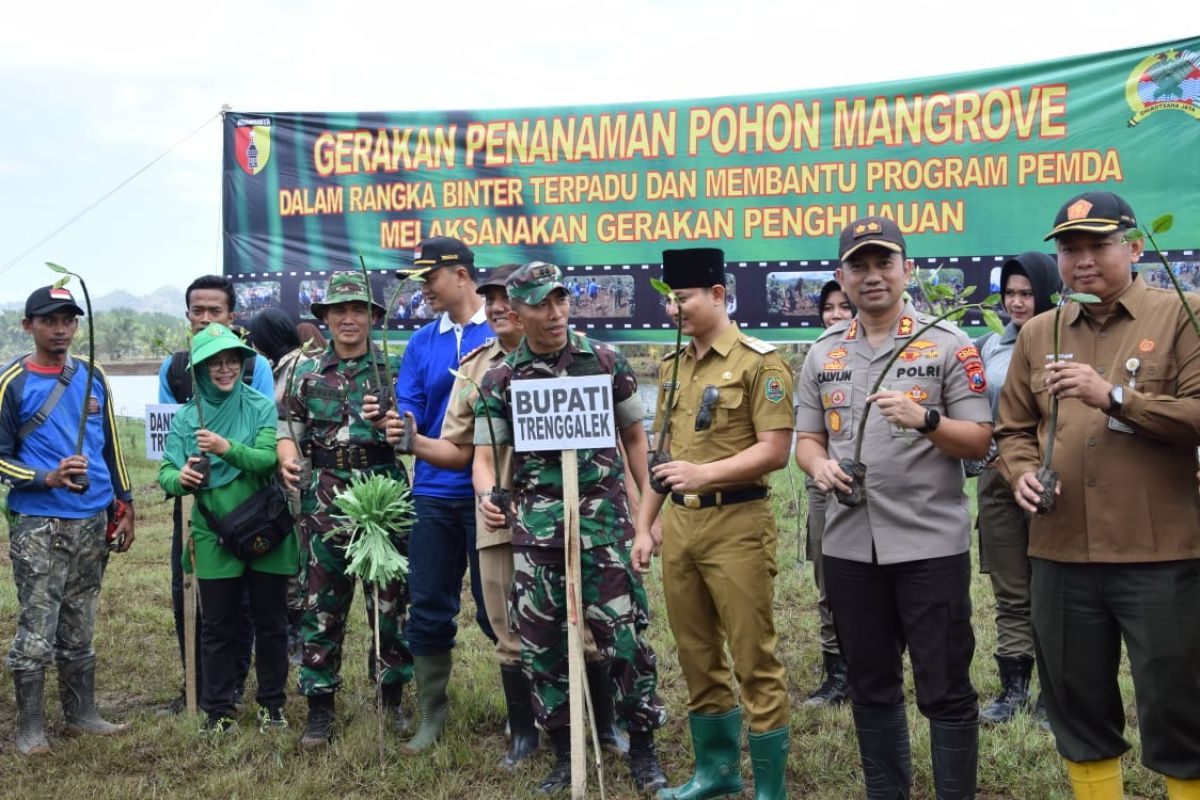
[947,309,966,323]
[1151,214,1174,235]
[45,262,70,275]
[1069,292,1102,304]
[1050,292,1062,305]
[1125,229,1145,243]
[449,368,468,381]
[960,285,976,298]
[982,308,1005,334]
[52,276,71,290]
[649,278,673,297]
[983,293,1001,308]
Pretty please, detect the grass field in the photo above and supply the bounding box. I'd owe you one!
[0,418,1162,799]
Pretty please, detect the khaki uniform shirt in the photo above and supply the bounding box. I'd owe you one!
[996,279,1200,563]
[656,324,794,489]
[440,339,513,549]
[794,302,993,564]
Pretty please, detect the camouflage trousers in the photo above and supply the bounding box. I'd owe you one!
[6,511,109,672]
[297,512,413,696]
[513,542,666,733]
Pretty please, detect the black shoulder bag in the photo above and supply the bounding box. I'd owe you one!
[195,481,293,561]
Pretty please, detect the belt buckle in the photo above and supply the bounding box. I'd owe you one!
[682,493,701,510]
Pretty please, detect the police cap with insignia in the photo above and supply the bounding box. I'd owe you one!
[399,236,475,281]
[310,271,387,320]
[25,286,84,319]
[839,216,905,261]
[1043,191,1137,241]
[661,248,726,289]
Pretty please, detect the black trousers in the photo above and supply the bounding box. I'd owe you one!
[825,551,978,722]
[171,498,254,693]
[197,571,289,717]
[1032,558,1200,779]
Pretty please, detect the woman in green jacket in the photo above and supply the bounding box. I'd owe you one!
[159,323,298,733]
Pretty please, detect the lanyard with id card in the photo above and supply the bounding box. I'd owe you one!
[1107,357,1138,434]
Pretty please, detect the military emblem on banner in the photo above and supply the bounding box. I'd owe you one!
[234,117,273,175]
[1125,47,1200,126]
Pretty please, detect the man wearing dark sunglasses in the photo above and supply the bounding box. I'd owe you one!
[632,247,794,800]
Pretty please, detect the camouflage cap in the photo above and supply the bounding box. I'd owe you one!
[310,271,387,320]
[506,261,567,305]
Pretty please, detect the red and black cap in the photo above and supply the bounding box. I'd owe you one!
[25,286,84,318]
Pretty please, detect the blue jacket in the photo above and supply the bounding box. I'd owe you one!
[396,307,492,498]
[0,355,133,518]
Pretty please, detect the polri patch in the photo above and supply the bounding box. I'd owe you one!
[956,345,981,362]
[897,316,914,336]
[764,375,785,403]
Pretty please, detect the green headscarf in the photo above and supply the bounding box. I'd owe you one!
[164,323,277,489]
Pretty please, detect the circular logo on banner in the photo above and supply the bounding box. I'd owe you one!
[1125,48,1200,127]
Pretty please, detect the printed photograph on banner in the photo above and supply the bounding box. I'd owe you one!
[298,280,327,319]
[374,274,436,323]
[767,271,836,317]
[1139,260,1200,293]
[908,268,966,315]
[235,281,280,315]
[654,274,737,318]
[566,275,635,319]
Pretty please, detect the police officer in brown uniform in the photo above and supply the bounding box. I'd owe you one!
[996,191,1200,800]
[794,217,992,800]
[633,247,793,800]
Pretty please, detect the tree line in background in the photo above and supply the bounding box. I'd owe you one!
[0,308,190,365]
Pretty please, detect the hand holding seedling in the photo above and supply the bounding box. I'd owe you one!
[866,390,926,430]
[46,454,89,491]
[1044,361,1112,409]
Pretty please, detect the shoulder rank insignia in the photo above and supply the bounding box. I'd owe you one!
[741,335,776,354]
[896,316,914,337]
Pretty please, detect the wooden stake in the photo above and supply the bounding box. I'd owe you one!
[181,494,198,715]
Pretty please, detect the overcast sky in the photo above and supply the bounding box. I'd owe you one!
[0,1,1186,307]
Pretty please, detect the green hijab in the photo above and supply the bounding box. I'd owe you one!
[164,323,277,489]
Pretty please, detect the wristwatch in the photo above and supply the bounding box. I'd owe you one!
[1107,384,1125,415]
[916,408,941,434]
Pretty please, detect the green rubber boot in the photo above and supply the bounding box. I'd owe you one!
[404,652,452,753]
[657,707,744,800]
[748,726,789,800]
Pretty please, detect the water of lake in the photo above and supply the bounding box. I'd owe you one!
[107,374,162,418]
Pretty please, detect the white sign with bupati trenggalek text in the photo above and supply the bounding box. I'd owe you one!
[145,404,181,461]
[510,375,615,453]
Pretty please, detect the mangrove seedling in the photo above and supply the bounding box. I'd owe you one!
[357,255,398,428]
[46,262,98,493]
[329,471,415,769]
[836,295,1006,508]
[450,367,514,529]
[1127,215,1200,338]
[1034,289,1102,514]
[647,278,683,494]
[185,329,213,488]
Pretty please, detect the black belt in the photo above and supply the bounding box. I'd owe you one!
[310,445,395,471]
[670,487,769,509]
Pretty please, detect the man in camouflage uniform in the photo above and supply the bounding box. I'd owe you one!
[277,271,412,748]
[476,261,667,795]
[0,285,134,755]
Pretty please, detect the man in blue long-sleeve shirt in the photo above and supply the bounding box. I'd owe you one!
[394,236,495,752]
[0,286,135,755]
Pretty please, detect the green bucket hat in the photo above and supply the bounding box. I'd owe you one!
[190,322,256,368]
[506,261,567,305]
[310,271,387,320]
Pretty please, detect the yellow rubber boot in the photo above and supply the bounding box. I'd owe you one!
[1064,758,1123,800]
[1165,776,1200,800]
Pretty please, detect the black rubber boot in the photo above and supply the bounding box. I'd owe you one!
[586,659,629,756]
[804,651,850,708]
[13,669,51,756]
[629,730,669,792]
[537,727,573,795]
[381,681,410,734]
[500,664,540,768]
[979,654,1033,724]
[301,693,335,748]
[929,719,978,800]
[852,704,912,800]
[58,657,126,735]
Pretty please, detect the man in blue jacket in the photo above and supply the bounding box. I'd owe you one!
[0,286,135,755]
[394,236,495,751]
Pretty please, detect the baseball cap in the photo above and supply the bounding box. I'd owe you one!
[475,263,520,295]
[25,286,84,319]
[399,236,474,281]
[1043,191,1138,241]
[839,216,906,261]
[506,261,567,305]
